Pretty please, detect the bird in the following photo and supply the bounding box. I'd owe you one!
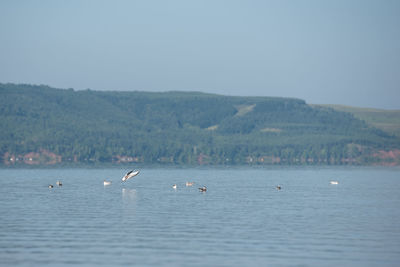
[56,181,62,186]
[330,181,339,185]
[122,170,140,182]
[198,186,207,192]
[48,184,54,189]
[104,180,112,186]
[186,182,194,187]
[172,184,177,189]
[276,185,282,190]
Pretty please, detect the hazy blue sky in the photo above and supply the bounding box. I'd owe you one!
[1,0,399,109]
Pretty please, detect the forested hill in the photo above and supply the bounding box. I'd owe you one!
[319,104,400,138]
[1,83,399,166]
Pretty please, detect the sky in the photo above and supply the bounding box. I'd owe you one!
[0,0,399,109]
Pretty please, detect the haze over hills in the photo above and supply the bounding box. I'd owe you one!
[1,83,399,166]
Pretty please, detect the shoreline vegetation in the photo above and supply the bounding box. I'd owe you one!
[1,83,400,167]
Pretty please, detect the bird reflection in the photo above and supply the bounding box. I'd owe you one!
[121,188,138,222]
[122,188,137,200]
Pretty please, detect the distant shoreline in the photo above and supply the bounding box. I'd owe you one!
[2,83,399,167]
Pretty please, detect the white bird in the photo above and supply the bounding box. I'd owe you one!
[172,184,177,189]
[330,181,339,185]
[186,182,194,187]
[122,170,140,182]
[104,180,112,186]
[48,184,54,189]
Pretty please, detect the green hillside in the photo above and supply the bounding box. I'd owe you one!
[319,105,400,138]
[1,83,399,166]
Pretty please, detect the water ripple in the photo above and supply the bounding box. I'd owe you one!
[1,168,400,266]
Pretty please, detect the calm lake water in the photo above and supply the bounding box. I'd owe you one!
[0,167,399,266]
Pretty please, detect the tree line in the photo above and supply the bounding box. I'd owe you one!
[1,83,399,165]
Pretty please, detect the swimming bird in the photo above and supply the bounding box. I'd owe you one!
[104,180,112,186]
[276,185,282,190]
[48,184,54,189]
[56,181,62,186]
[198,186,207,192]
[172,184,177,189]
[186,182,194,187]
[330,181,339,185]
[122,170,140,182]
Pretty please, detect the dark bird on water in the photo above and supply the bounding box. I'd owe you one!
[276,185,281,190]
[198,186,207,192]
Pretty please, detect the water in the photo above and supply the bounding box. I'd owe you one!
[0,167,399,266]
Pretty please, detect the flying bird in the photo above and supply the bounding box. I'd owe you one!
[122,170,140,182]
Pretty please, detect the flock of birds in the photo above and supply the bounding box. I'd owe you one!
[48,169,339,191]
[48,170,140,189]
[48,169,210,192]
[171,182,207,192]
[48,180,62,188]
